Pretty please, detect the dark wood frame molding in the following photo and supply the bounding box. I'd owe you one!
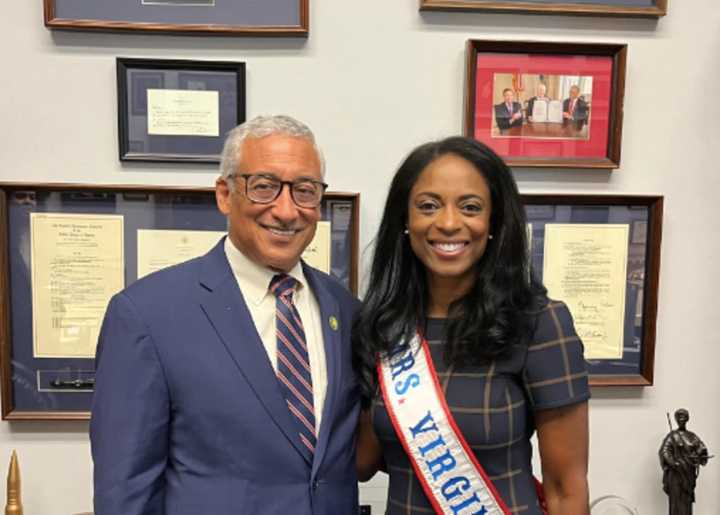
[465,39,628,169]
[44,0,310,37]
[421,0,667,18]
[522,193,663,387]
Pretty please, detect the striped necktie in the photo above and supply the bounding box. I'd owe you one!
[270,274,316,460]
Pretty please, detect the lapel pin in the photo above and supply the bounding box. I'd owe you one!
[329,316,339,331]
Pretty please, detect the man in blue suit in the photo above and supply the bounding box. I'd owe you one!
[562,85,590,131]
[494,88,523,131]
[90,115,360,514]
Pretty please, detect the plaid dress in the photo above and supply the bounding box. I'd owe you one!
[372,300,590,514]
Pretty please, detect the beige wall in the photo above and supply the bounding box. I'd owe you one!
[492,73,515,104]
[519,75,563,102]
[1,1,720,514]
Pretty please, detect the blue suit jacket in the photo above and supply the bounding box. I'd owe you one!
[90,239,360,515]
[494,101,523,131]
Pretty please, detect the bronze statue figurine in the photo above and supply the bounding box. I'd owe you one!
[659,409,710,515]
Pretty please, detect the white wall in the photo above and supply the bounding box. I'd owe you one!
[1,1,719,513]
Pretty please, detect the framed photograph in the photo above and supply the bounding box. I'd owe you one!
[522,194,663,386]
[117,58,246,164]
[465,40,627,169]
[421,0,667,18]
[44,0,309,36]
[0,183,359,420]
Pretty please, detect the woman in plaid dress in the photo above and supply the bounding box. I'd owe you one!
[353,137,590,514]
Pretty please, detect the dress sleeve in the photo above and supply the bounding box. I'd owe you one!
[523,300,590,411]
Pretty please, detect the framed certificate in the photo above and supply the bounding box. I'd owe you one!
[522,194,663,386]
[44,0,309,36]
[117,58,246,164]
[465,40,627,169]
[421,0,667,17]
[0,183,359,420]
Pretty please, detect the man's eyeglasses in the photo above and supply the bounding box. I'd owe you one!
[230,173,328,208]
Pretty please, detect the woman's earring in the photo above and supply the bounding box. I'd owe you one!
[403,228,409,235]
[488,234,494,240]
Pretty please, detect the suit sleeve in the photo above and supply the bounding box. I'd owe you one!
[90,292,170,515]
[578,99,589,121]
[494,104,510,130]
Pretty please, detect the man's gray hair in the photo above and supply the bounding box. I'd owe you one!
[220,115,325,190]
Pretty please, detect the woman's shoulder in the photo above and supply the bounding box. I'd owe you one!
[527,297,577,346]
[522,297,590,409]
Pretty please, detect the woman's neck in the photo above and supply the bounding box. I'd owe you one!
[427,275,473,318]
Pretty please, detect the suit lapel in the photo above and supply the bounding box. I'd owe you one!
[303,266,342,477]
[198,240,312,464]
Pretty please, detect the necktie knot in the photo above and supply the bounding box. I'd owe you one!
[270,274,298,299]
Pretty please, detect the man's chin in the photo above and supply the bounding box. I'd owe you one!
[266,260,301,273]
[260,247,304,272]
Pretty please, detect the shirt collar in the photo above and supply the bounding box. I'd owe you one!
[224,236,307,306]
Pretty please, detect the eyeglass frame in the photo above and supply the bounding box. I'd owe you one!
[227,172,329,208]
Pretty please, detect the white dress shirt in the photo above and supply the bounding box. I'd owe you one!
[224,237,327,431]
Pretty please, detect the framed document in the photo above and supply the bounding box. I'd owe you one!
[117,58,246,164]
[420,0,667,17]
[465,40,627,169]
[30,213,125,359]
[0,183,359,420]
[44,0,309,36]
[522,194,663,386]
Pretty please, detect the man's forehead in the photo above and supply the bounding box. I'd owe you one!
[238,135,321,174]
[241,133,314,152]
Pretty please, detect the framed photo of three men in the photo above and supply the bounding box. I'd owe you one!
[465,40,627,169]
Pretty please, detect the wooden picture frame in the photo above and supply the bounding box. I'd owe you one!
[44,0,309,37]
[522,194,663,386]
[0,183,358,420]
[465,39,627,169]
[421,0,667,18]
[117,58,246,164]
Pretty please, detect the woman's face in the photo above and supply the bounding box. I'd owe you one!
[407,153,492,293]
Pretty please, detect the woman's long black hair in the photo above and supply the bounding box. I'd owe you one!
[353,136,547,406]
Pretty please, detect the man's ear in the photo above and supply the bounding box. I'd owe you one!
[215,177,232,215]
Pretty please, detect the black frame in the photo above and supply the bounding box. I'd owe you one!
[117,58,246,164]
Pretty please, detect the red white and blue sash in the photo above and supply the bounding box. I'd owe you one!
[378,333,511,515]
